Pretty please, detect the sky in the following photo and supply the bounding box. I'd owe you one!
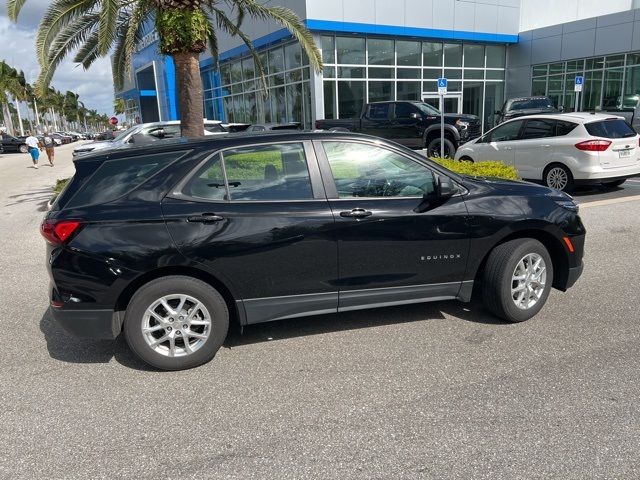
[0,1,115,116]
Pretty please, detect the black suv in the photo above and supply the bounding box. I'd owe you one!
[495,96,559,125]
[43,132,585,370]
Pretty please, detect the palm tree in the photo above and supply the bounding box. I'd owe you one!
[8,0,322,138]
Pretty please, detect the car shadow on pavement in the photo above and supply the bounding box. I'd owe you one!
[39,301,506,369]
[39,309,154,371]
[224,300,507,348]
[5,188,53,211]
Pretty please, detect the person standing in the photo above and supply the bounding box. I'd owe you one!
[24,132,41,169]
[42,131,55,166]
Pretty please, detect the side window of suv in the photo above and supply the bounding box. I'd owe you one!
[393,103,418,119]
[488,120,524,142]
[322,141,436,198]
[184,143,313,202]
[521,119,556,140]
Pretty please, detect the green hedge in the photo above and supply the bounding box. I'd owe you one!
[54,178,70,193]
[432,158,519,180]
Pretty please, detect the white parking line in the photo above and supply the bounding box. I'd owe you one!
[580,194,640,208]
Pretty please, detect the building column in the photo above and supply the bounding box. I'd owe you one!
[309,33,324,124]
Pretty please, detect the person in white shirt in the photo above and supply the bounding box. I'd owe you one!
[24,132,41,169]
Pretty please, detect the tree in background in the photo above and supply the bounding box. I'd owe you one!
[7,0,322,138]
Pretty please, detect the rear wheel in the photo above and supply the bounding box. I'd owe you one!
[482,239,554,323]
[459,156,474,163]
[544,164,574,192]
[124,276,229,370]
[427,137,456,159]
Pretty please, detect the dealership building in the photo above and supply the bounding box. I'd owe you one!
[116,0,640,134]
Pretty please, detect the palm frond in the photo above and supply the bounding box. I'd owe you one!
[98,0,119,55]
[6,0,28,21]
[227,0,322,72]
[36,0,96,66]
[73,29,101,68]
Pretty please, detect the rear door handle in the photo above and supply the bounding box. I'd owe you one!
[187,213,224,223]
[340,208,372,219]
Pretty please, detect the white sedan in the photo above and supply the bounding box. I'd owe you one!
[454,113,640,191]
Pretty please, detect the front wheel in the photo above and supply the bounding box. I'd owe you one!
[19,144,28,154]
[124,276,229,370]
[427,138,456,159]
[544,164,574,192]
[482,239,554,323]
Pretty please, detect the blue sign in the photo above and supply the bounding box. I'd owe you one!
[437,78,448,88]
[575,76,584,86]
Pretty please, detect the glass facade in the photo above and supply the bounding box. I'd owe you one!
[321,35,506,132]
[201,41,312,127]
[532,52,640,111]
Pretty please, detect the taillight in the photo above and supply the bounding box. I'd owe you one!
[315,121,321,130]
[575,140,611,151]
[40,219,82,245]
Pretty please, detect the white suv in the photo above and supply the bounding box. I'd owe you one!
[454,113,640,191]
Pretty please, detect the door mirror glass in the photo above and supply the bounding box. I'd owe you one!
[322,141,436,198]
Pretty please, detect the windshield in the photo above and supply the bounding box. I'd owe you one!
[111,126,138,142]
[507,98,554,111]
[413,102,441,115]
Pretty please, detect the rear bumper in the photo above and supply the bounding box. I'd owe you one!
[566,261,584,289]
[50,307,121,339]
[574,174,639,185]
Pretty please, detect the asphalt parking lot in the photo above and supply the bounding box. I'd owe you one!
[1,144,639,479]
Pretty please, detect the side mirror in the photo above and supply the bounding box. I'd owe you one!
[494,110,501,115]
[438,176,455,199]
[409,112,421,120]
[559,105,565,112]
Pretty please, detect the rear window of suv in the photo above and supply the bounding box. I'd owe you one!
[585,119,636,138]
[65,151,186,208]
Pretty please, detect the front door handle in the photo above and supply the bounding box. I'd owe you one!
[187,213,224,223]
[340,208,372,219]
[504,146,513,150]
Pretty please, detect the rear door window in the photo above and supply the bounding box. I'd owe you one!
[183,143,313,202]
[521,119,556,139]
[366,104,390,119]
[585,119,636,138]
[66,152,185,208]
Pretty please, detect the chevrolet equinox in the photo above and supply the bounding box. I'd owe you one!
[43,132,585,370]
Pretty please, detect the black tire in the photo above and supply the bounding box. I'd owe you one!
[124,276,229,370]
[482,239,554,323]
[543,163,574,192]
[459,156,474,163]
[426,137,456,158]
[19,144,28,154]
[601,179,626,188]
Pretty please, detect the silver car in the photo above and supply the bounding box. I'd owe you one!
[73,120,228,157]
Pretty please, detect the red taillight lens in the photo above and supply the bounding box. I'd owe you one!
[315,121,321,130]
[40,220,82,245]
[575,140,612,151]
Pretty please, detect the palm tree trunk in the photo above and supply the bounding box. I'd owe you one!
[173,52,204,138]
[14,98,24,136]
[1,102,15,135]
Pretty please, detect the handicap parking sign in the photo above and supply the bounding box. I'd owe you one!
[574,75,584,92]
[437,78,447,95]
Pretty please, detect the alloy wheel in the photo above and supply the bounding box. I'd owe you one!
[141,294,212,357]
[511,253,547,310]
[546,167,568,191]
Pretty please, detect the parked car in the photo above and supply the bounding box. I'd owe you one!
[44,131,585,370]
[454,113,640,192]
[600,94,640,132]
[73,120,229,157]
[316,101,481,157]
[52,133,72,144]
[246,122,302,132]
[495,96,559,125]
[0,134,29,153]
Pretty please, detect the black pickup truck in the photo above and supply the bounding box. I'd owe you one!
[315,100,481,157]
[600,94,640,132]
